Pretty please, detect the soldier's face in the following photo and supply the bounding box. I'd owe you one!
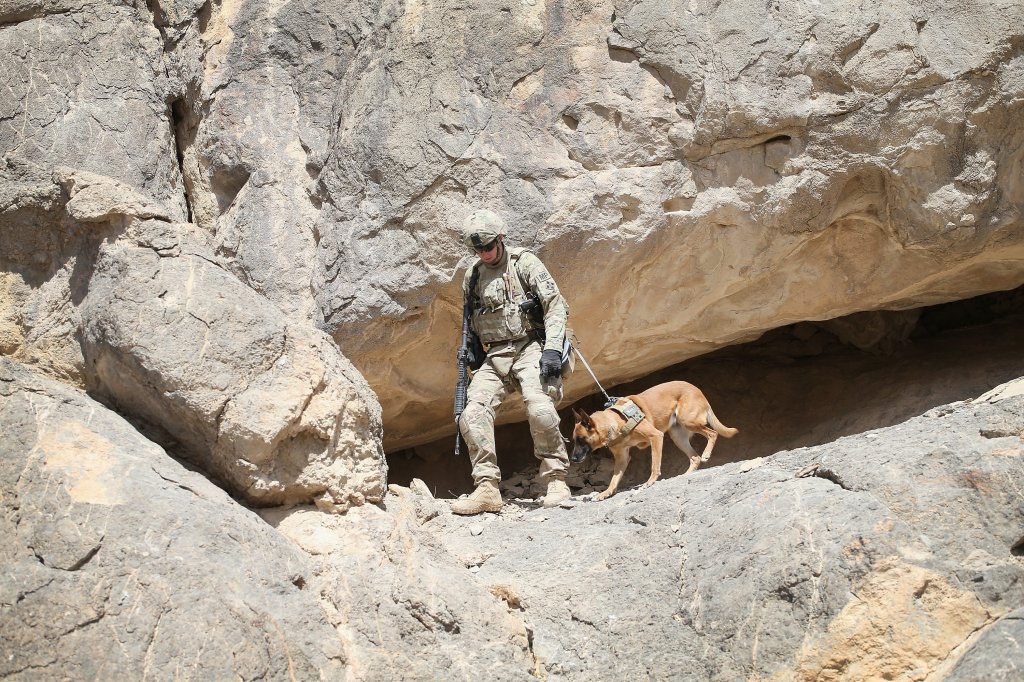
[475,239,502,264]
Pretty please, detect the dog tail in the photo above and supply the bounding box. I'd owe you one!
[707,407,738,438]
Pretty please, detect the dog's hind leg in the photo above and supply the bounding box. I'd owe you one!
[696,424,718,462]
[668,423,702,474]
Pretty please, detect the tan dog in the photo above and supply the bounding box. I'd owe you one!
[571,381,737,500]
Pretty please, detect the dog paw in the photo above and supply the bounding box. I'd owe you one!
[641,480,655,489]
[596,492,611,501]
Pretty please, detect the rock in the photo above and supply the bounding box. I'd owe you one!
[55,167,172,223]
[387,477,447,524]
[79,221,386,511]
[439,384,1024,679]
[263,506,536,681]
[3,0,1023,459]
[0,3,188,220]
[303,0,1024,450]
[945,608,1024,682]
[0,357,344,679]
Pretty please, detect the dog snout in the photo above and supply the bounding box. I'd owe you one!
[570,441,591,463]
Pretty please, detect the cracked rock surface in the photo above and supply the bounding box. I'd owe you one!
[428,379,1024,680]
[0,357,344,679]
[2,359,1023,679]
[0,356,534,680]
[3,0,1023,455]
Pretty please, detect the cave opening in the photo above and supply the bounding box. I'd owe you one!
[387,285,1024,499]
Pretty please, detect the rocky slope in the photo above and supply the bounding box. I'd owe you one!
[2,0,1024,678]
[3,356,1022,680]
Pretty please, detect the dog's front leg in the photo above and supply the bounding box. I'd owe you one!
[642,432,664,489]
[596,447,630,500]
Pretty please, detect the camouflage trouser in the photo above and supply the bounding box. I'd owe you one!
[458,338,569,486]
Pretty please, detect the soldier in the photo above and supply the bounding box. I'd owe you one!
[453,208,571,515]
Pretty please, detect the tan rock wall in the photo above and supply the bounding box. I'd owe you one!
[310,0,1024,449]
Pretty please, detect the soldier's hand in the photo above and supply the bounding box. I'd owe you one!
[540,349,562,378]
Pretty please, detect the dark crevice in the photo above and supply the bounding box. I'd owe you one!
[1011,537,1024,557]
[32,543,102,571]
[60,612,105,636]
[66,543,102,571]
[813,467,852,491]
[168,97,196,223]
[153,468,202,497]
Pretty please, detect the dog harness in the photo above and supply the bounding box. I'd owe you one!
[606,399,645,443]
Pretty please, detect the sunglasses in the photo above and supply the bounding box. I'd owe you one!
[472,240,499,254]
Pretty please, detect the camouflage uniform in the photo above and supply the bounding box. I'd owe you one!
[458,241,570,488]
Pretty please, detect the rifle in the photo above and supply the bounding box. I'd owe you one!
[454,266,484,456]
[454,302,472,456]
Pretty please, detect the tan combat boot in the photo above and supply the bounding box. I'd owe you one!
[541,478,571,508]
[451,480,503,515]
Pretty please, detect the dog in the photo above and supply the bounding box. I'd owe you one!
[571,381,737,500]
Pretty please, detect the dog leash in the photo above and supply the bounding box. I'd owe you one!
[571,345,618,409]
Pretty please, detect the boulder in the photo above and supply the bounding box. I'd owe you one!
[80,220,386,511]
[306,0,1024,449]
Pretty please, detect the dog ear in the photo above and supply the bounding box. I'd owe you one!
[573,408,593,428]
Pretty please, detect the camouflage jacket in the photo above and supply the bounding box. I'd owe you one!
[462,247,569,352]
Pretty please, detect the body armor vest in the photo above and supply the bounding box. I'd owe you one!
[470,249,544,345]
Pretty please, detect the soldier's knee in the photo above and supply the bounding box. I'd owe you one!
[525,401,560,431]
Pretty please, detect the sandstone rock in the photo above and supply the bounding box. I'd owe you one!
[0,160,124,386]
[80,220,386,511]
[0,2,187,220]
[4,0,1022,459]
[55,166,172,223]
[0,357,344,679]
[303,0,1024,450]
[945,608,1024,681]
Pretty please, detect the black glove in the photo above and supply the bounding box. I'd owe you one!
[539,348,562,378]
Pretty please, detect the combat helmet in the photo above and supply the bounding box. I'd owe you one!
[461,209,506,250]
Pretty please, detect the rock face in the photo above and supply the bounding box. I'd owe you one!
[2,2,1024,676]
[0,358,345,679]
[4,0,1021,453]
[0,357,537,680]
[433,380,1024,680]
[262,498,538,681]
[0,154,386,510]
[310,0,1024,449]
